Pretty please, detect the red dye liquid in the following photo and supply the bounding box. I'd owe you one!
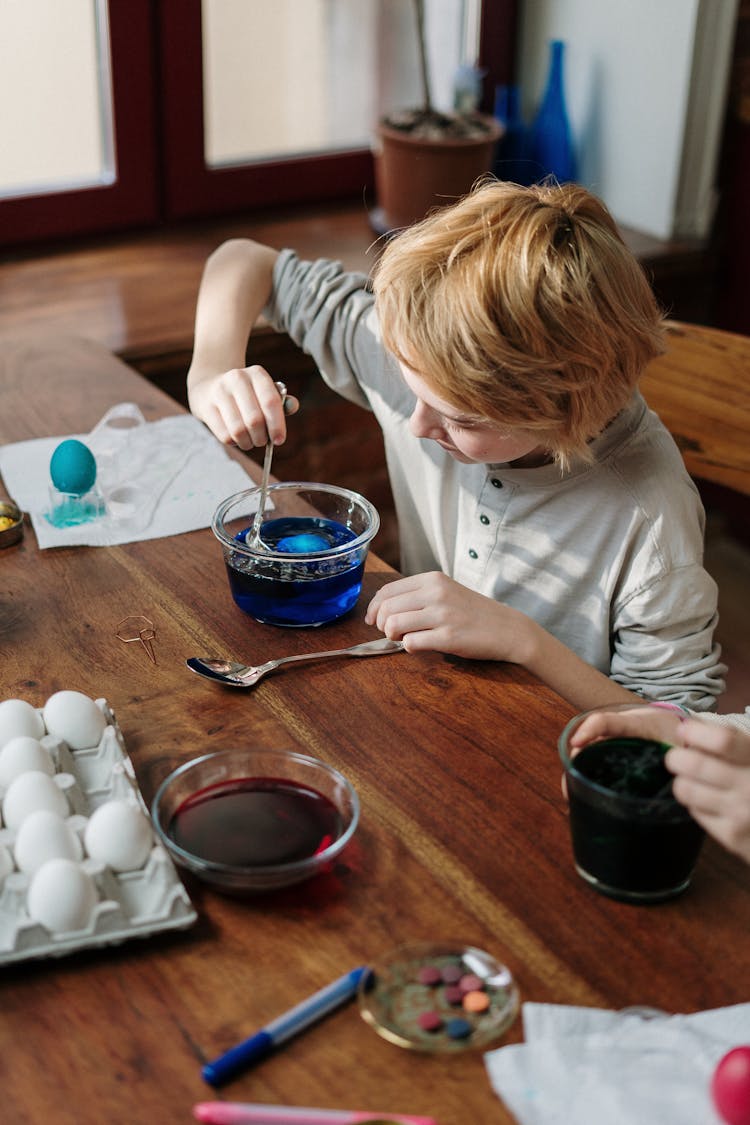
[168,777,343,867]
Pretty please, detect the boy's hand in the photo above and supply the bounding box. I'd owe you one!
[364,571,530,662]
[667,718,750,864]
[188,364,299,451]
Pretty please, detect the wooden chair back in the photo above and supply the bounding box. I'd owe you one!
[639,320,750,497]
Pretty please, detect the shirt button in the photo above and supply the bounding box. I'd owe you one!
[468,549,478,560]
[490,477,502,488]
[479,514,490,525]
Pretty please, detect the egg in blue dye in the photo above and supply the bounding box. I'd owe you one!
[274,532,331,553]
[49,439,97,496]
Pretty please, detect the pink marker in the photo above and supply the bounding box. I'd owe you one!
[193,1103,437,1125]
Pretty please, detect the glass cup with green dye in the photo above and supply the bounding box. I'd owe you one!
[559,704,705,904]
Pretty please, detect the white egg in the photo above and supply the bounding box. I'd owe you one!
[27,858,98,933]
[0,699,45,749]
[84,799,153,871]
[14,809,83,876]
[42,690,107,750]
[0,736,55,788]
[3,770,69,831]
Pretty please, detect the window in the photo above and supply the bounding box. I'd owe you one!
[0,0,114,200]
[201,0,479,166]
[1,0,516,244]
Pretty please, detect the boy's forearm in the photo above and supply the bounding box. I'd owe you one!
[523,620,637,711]
[188,239,280,393]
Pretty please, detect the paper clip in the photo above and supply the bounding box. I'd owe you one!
[116,615,157,664]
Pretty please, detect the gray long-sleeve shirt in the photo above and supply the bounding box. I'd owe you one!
[266,251,726,710]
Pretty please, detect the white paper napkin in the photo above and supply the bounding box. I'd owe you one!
[484,1001,750,1125]
[0,405,253,548]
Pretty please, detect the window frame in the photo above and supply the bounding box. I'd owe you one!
[1,0,159,248]
[1,0,518,242]
[158,0,376,221]
[159,0,518,221]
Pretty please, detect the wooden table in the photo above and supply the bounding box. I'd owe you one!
[0,335,748,1125]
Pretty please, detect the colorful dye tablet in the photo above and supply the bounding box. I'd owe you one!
[445,1017,473,1040]
[357,942,519,1053]
[444,985,464,1006]
[417,1010,444,1032]
[416,965,442,986]
[463,990,490,1013]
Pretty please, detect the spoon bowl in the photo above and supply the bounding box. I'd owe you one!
[187,636,405,687]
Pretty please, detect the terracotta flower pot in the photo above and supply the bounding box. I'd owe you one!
[372,113,503,232]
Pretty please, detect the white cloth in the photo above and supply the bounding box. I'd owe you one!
[265,251,725,710]
[0,404,252,548]
[484,1001,750,1125]
[696,709,750,736]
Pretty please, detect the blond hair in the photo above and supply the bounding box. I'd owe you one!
[372,180,665,466]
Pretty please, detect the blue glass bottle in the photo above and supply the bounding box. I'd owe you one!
[492,84,532,185]
[530,40,576,183]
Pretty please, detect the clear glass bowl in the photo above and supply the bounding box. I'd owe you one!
[151,748,360,894]
[212,482,379,627]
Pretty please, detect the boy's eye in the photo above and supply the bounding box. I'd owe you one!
[443,416,479,431]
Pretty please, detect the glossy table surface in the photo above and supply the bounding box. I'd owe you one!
[0,334,748,1125]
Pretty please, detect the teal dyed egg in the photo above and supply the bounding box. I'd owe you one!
[49,439,97,496]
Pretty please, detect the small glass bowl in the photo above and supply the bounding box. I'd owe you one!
[211,482,379,627]
[0,499,24,548]
[358,941,519,1053]
[151,747,360,895]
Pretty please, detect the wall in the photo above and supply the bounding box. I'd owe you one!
[516,0,739,240]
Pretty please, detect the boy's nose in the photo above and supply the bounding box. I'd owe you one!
[409,400,444,440]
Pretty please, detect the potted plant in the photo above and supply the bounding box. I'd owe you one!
[372,0,503,232]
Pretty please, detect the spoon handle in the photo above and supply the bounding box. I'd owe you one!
[256,638,404,677]
[247,381,288,547]
[247,438,274,543]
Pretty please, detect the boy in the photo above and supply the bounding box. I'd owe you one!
[187,180,725,713]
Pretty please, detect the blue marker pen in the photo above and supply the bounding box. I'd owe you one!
[202,966,368,1086]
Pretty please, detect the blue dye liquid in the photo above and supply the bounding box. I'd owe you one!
[226,516,364,627]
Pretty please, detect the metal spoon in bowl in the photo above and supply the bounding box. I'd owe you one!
[186,636,405,688]
[245,379,289,551]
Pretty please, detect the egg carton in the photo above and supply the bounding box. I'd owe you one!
[0,699,197,965]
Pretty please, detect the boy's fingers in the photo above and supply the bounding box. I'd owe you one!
[203,403,234,447]
[367,576,416,612]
